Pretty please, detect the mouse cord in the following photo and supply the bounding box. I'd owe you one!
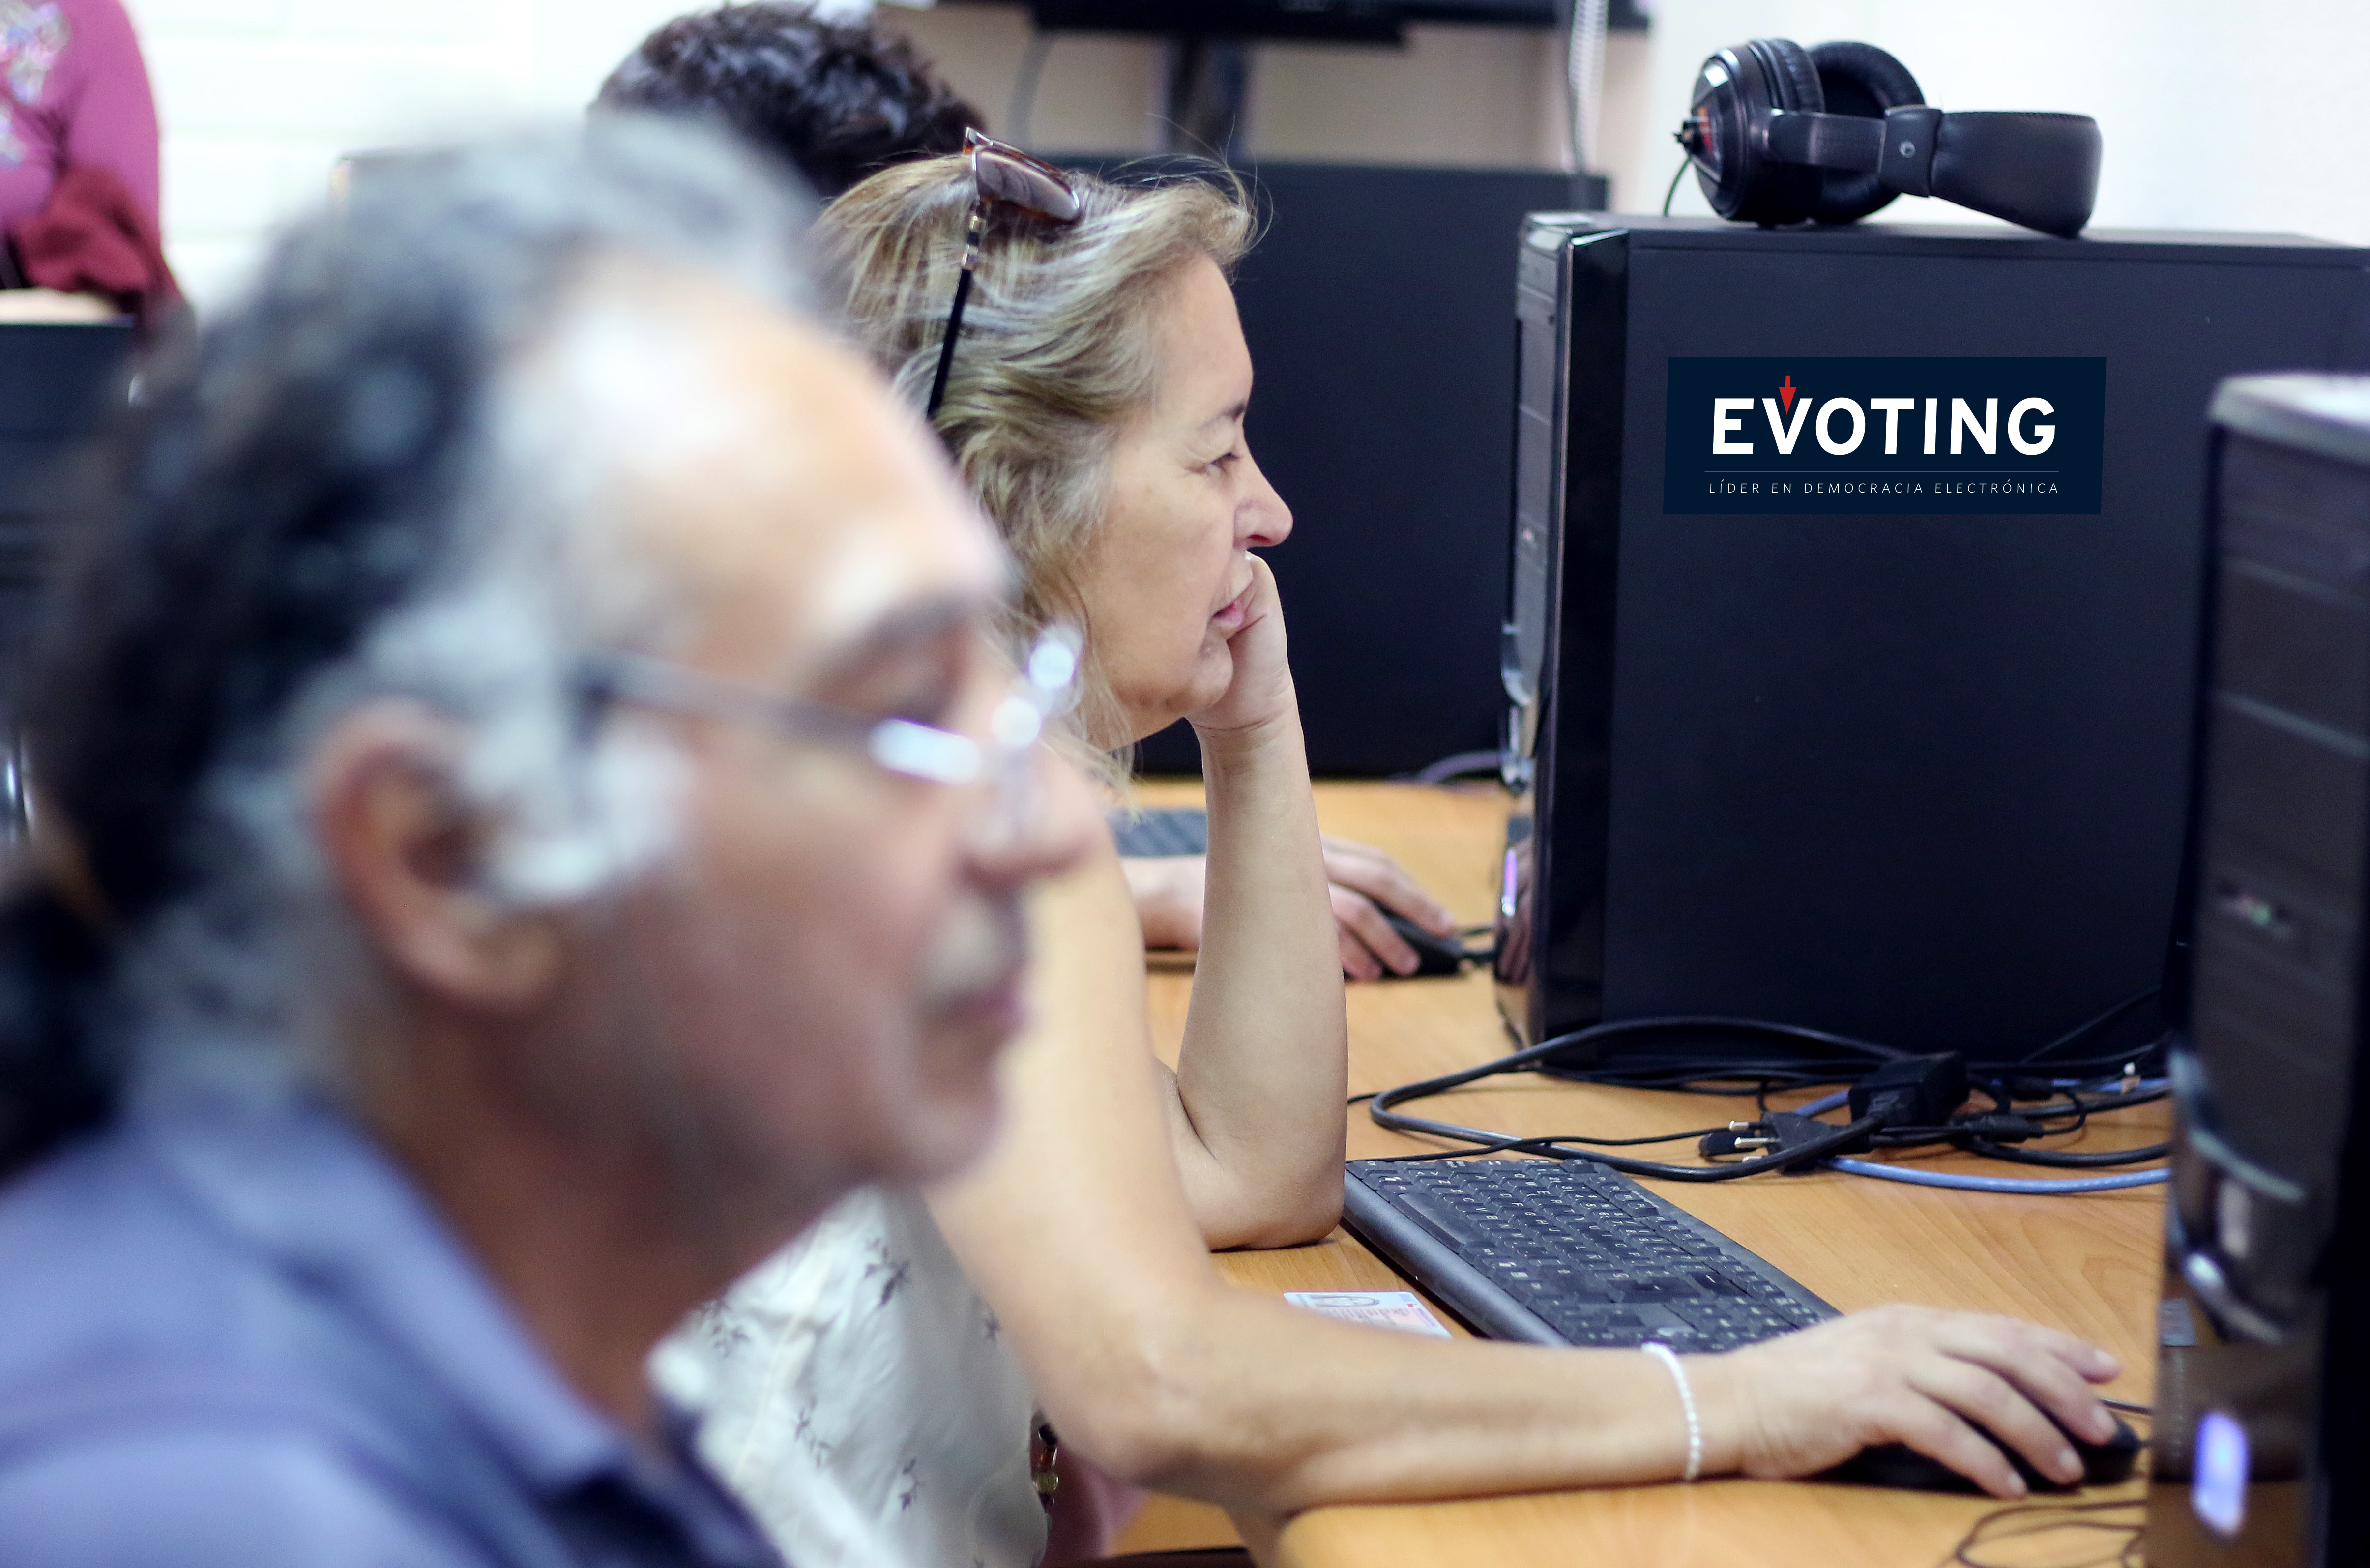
[1941,1497,2143,1568]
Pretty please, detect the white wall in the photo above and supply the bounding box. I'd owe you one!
[893,0,2370,246]
[1611,0,2370,246]
[883,8,1642,183]
[125,0,2370,311]
[124,0,754,305]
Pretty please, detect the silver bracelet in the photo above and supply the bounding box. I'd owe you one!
[1641,1340,1702,1483]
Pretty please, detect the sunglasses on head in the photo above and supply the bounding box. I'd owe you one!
[924,130,1084,422]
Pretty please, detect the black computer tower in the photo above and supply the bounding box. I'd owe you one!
[2148,376,2370,1568]
[0,321,135,833]
[1492,216,2370,1066]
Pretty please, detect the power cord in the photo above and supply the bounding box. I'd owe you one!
[1866,1078,2169,1165]
[1787,1074,2172,1192]
[1378,1105,1886,1182]
[1367,1014,2172,1191]
[1379,1124,1731,1162]
[1369,1027,1897,1180]
[1531,988,2163,1093]
[2012,988,2163,1065]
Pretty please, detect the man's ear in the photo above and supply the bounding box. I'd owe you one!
[309,702,565,1012]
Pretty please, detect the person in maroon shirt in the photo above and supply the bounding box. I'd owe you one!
[0,0,157,234]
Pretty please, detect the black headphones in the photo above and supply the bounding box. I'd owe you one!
[1677,40,2102,239]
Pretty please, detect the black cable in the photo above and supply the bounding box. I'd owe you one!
[1372,1107,1884,1181]
[2012,987,2162,1065]
[2004,1042,2172,1079]
[1554,1126,1728,1146]
[1943,1497,2142,1568]
[1371,1065,1885,1181]
[1867,1078,2168,1165]
[1546,1014,1918,1072]
[1367,1008,2172,1185]
[1391,1015,1886,1105]
[1557,1062,1870,1093]
[1964,1140,2171,1168]
[2039,1085,2167,1117]
[1522,991,2164,1095]
[1545,1020,2166,1093]
[1378,1124,1728,1160]
[1380,1140,1571,1162]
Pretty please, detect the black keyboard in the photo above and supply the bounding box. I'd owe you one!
[1343,1158,1837,1351]
[1111,806,1208,858]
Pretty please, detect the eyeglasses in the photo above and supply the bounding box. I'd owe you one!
[577,627,1083,841]
[924,129,1084,423]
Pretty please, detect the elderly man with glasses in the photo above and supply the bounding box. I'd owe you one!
[0,117,1092,1565]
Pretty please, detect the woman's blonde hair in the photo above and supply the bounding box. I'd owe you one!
[819,155,1254,751]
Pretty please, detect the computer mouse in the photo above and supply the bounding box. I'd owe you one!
[1377,913,1474,978]
[1822,1413,2141,1493]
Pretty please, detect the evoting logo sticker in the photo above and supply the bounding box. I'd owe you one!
[1663,357,2106,515]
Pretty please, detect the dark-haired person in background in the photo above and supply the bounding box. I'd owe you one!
[0,116,1092,1563]
[599,1,1459,977]
[597,0,978,200]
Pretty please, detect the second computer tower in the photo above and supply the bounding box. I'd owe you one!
[2148,375,2370,1568]
[1494,216,2370,1068]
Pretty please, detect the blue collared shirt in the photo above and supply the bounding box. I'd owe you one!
[0,1074,784,1568]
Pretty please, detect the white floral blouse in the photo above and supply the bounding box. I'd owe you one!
[654,1186,1049,1568]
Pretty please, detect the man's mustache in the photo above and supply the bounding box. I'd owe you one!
[918,891,1028,1008]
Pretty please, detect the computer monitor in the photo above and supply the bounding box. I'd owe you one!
[2147,374,2370,1568]
[0,322,134,719]
[1494,217,2370,1071]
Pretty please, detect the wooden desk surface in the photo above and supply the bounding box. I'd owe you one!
[1129,779,2164,1568]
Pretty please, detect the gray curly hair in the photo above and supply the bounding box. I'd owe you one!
[818,156,1254,753]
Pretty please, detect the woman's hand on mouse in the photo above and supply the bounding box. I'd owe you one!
[1320,836,1459,979]
[1692,1305,2122,1498]
[1119,835,1458,978]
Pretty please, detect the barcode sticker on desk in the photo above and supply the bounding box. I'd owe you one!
[1285,1291,1452,1337]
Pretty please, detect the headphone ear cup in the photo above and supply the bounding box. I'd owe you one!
[1806,41,1925,224]
[1738,38,1825,226]
[1758,36,1826,116]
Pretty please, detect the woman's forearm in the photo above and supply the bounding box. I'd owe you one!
[1046,1280,1704,1516]
[1169,698,1348,1247]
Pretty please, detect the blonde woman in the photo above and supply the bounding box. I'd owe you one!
[660,139,2127,1568]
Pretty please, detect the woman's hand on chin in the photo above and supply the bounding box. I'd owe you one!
[1184,554,1297,754]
